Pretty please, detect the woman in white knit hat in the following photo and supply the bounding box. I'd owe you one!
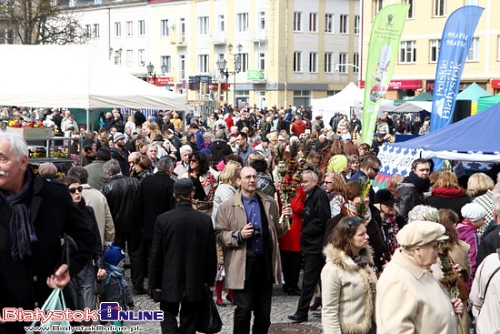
[456,202,487,290]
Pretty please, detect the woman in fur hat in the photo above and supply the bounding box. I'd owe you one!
[321,216,377,334]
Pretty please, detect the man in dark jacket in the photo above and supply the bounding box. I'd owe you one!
[150,178,217,334]
[110,132,130,176]
[395,158,431,228]
[288,170,331,323]
[476,194,500,268]
[101,159,146,294]
[140,157,175,292]
[209,130,233,167]
[0,132,95,334]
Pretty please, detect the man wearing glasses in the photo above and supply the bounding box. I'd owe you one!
[349,154,382,204]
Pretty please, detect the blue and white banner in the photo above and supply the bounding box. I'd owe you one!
[430,6,483,132]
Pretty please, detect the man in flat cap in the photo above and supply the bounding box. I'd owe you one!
[150,178,216,334]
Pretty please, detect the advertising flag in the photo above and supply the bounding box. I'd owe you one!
[430,6,484,132]
[362,4,410,144]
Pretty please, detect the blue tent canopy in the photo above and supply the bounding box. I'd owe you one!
[389,102,500,161]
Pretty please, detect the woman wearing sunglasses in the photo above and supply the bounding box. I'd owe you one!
[321,216,377,334]
[62,177,105,318]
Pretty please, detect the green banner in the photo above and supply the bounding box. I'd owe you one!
[247,70,264,81]
[362,4,410,144]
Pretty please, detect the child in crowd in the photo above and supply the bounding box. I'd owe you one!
[95,245,134,332]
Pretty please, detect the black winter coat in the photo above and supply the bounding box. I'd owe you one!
[140,172,175,240]
[209,139,233,166]
[150,201,217,302]
[301,186,331,254]
[0,175,95,334]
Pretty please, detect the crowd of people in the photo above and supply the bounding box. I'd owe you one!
[1,104,500,334]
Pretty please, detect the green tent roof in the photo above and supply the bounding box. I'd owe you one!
[457,82,492,102]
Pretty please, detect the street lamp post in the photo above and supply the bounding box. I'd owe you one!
[146,62,156,84]
[216,57,228,103]
[216,43,243,108]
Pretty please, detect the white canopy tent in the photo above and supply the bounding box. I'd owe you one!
[0,44,186,110]
[311,82,363,119]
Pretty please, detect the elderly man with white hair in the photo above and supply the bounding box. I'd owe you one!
[173,145,192,177]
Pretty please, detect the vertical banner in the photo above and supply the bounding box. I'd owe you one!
[430,6,484,132]
[361,4,410,144]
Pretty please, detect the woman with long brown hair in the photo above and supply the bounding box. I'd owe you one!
[322,216,377,334]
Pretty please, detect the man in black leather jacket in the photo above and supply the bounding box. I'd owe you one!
[101,159,146,294]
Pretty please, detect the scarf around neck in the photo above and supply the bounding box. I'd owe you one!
[403,171,430,193]
[0,170,37,261]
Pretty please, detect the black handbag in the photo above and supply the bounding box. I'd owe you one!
[196,287,223,334]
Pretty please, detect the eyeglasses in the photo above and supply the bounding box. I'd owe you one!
[347,216,362,230]
[430,242,442,250]
[69,186,83,194]
[190,159,198,163]
[371,166,380,173]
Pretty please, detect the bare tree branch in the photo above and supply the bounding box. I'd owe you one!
[0,0,88,45]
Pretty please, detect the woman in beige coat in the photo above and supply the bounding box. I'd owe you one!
[321,216,377,334]
[376,221,464,333]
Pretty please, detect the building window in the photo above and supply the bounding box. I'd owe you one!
[353,53,360,73]
[405,0,414,19]
[160,20,170,37]
[467,37,479,61]
[237,13,249,32]
[179,55,186,80]
[259,12,266,30]
[114,50,122,66]
[309,13,317,32]
[309,52,318,72]
[354,16,360,34]
[325,14,333,33]
[238,54,247,72]
[258,53,266,71]
[430,39,440,62]
[434,0,445,17]
[114,22,121,38]
[138,20,145,36]
[338,53,348,73]
[93,24,99,38]
[126,21,133,37]
[293,52,302,72]
[497,36,500,61]
[126,50,133,67]
[218,15,225,32]
[138,49,145,66]
[294,12,302,32]
[198,54,209,73]
[198,17,209,35]
[325,53,333,73]
[339,15,348,34]
[373,0,384,17]
[400,40,417,63]
[85,24,91,39]
[161,56,171,73]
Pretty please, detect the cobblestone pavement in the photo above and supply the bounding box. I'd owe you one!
[97,269,323,334]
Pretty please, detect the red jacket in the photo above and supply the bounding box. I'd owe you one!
[291,121,306,136]
[279,186,305,252]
